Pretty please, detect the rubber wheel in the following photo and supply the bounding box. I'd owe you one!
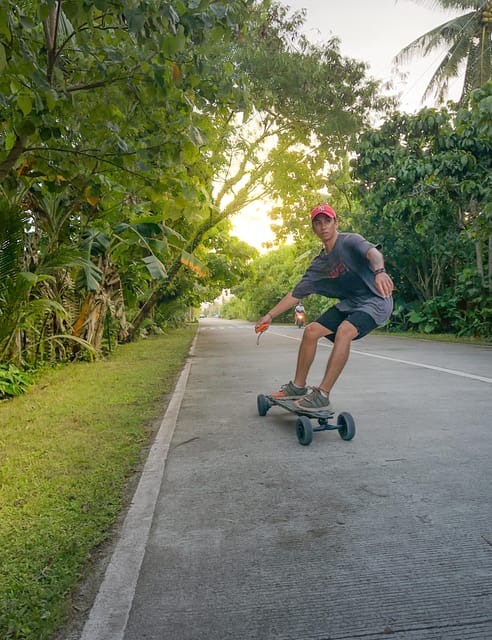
[257,394,271,417]
[296,416,313,446]
[337,411,356,441]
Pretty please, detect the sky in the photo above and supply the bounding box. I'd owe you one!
[279,0,463,112]
[230,0,463,251]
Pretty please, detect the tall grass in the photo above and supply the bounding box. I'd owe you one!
[0,326,196,640]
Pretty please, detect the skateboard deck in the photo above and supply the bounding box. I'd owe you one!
[267,395,335,420]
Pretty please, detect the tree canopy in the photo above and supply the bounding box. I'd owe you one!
[0,0,395,368]
[394,0,492,103]
[228,82,491,338]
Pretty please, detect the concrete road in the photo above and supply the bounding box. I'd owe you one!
[80,318,492,640]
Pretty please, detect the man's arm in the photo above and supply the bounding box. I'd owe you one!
[366,247,394,298]
[255,293,299,329]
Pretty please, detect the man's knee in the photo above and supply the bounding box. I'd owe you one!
[334,320,358,342]
[303,321,332,341]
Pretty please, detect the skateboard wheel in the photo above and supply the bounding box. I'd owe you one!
[296,416,313,446]
[337,412,356,441]
[257,394,271,416]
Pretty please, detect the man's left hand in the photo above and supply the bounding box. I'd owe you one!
[375,272,394,297]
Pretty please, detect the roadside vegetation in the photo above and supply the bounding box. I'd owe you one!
[222,84,491,340]
[0,325,196,640]
[1,0,489,389]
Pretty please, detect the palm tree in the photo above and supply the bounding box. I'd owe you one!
[394,0,492,104]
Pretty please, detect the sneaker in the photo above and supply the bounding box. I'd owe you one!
[271,381,308,400]
[295,387,331,412]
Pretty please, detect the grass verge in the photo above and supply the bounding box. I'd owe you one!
[375,329,491,345]
[0,326,197,640]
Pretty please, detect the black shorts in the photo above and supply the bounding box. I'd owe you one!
[316,307,377,342]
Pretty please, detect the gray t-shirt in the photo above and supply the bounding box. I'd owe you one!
[291,233,393,325]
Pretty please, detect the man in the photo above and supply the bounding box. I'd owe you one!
[255,203,394,411]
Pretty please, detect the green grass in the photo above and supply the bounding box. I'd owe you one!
[0,326,197,640]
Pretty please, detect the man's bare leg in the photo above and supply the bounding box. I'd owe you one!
[292,322,332,388]
[318,320,358,395]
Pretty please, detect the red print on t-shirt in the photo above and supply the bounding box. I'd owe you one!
[326,262,349,279]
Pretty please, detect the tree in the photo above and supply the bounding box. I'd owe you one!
[0,0,254,362]
[394,0,492,104]
[351,90,491,336]
[0,0,393,359]
[0,0,251,180]
[126,0,394,334]
[225,0,392,217]
[226,244,301,321]
[454,81,492,286]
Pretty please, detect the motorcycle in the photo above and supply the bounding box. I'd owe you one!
[294,310,305,328]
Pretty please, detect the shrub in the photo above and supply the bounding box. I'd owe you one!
[0,365,34,399]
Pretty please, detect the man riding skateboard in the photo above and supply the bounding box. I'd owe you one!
[255,203,394,411]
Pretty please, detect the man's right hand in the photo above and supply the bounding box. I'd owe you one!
[255,313,272,332]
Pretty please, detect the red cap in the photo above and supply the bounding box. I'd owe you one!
[310,203,336,221]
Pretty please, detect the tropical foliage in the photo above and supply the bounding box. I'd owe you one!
[227,83,491,338]
[0,0,256,370]
[0,0,393,376]
[351,82,491,336]
[2,0,490,380]
[0,363,33,398]
[394,0,492,103]
[127,1,393,335]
